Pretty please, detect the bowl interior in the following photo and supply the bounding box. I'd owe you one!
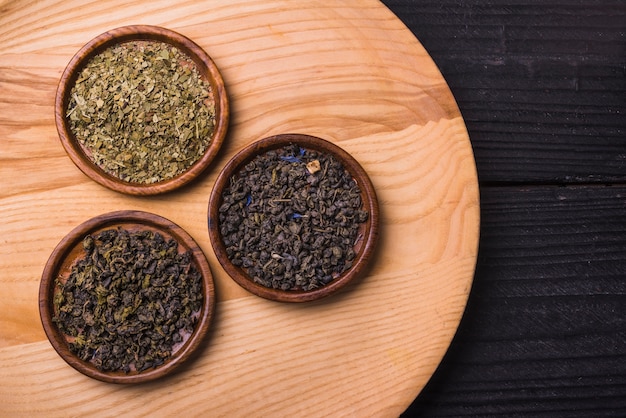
[55,25,229,195]
[39,211,215,383]
[208,134,379,303]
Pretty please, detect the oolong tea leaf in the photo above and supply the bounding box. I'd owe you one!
[66,40,216,184]
[53,227,203,373]
[219,144,369,291]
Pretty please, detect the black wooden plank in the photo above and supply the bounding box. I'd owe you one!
[402,184,626,416]
[379,2,626,416]
[382,0,626,184]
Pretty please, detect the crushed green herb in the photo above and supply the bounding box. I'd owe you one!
[53,228,203,373]
[67,41,216,184]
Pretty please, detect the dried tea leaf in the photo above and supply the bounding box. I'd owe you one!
[219,145,369,291]
[52,228,204,373]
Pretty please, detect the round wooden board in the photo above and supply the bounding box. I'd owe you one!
[0,1,480,416]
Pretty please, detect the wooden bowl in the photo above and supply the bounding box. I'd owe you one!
[55,25,229,195]
[39,211,215,383]
[208,134,379,303]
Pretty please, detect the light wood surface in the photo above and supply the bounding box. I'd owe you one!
[0,1,479,416]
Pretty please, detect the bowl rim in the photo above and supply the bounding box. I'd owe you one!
[54,25,229,195]
[208,133,379,303]
[38,210,215,384]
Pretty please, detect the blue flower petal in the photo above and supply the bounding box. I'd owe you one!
[280,156,301,163]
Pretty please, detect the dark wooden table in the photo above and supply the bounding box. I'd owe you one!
[379,1,626,416]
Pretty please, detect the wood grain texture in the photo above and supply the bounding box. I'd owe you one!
[406,185,626,417]
[0,1,479,416]
[384,0,626,185]
[379,1,626,415]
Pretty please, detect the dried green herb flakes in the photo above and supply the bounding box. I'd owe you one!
[53,228,203,373]
[67,41,216,184]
